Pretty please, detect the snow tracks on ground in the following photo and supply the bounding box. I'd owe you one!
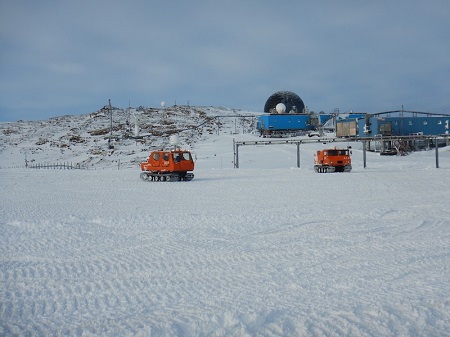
[1,168,450,336]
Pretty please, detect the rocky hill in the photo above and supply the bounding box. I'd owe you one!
[0,105,257,169]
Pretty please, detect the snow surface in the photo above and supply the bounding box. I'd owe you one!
[1,122,450,336]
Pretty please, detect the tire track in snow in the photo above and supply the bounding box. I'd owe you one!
[1,168,449,336]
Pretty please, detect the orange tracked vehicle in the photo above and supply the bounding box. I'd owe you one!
[314,147,352,173]
[140,149,195,182]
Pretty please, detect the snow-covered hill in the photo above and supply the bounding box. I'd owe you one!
[0,105,257,169]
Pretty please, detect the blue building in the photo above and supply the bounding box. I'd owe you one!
[336,111,449,138]
[357,115,449,137]
[335,111,450,154]
[257,114,315,137]
[317,113,335,125]
[256,113,337,137]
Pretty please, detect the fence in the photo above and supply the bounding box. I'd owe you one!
[27,162,86,170]
[25,159,123,170]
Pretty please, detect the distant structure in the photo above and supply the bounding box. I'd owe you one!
[258,90,324,137]
[264,91,305,114]
[335,110,450,155]
[336,110,450,138]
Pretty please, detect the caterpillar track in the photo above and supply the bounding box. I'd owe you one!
[314,165,352,173]
[140,172,194,182]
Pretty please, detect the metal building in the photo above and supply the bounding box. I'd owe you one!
[358,114,449,138]
[257,114,315,137]
[336,110,450,154]
[336,111,449,138]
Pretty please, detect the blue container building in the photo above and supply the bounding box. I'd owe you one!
[358,115,450,137]
[257,113,335,137]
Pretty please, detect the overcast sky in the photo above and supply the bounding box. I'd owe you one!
[1,0,449,122]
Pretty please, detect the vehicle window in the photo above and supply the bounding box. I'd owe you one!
[152,153,160,160]
[182,152,191,160]
[173,153,182,162]
[163,153,169,161]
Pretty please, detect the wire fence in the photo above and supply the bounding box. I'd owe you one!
[0,161,126,170]
[23,160,124,170]
[26,162,86,170]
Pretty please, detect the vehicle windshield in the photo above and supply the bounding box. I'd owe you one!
[182,152,191,160]
[172,152,192,162]
[328,150,348,156]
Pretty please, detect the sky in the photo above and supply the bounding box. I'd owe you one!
[1,0,450,122]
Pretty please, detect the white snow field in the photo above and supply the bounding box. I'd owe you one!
[1,134,450,337]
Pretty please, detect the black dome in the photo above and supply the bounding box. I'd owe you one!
[264,91,305,113]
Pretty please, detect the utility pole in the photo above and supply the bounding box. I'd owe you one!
[108,99,114,149]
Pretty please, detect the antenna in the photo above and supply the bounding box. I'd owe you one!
[161,101,166,118]
[134,112,139,137]
[108,99,114,149]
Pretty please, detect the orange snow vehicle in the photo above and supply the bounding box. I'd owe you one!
[140,149,195,182]
[314,147,352,173]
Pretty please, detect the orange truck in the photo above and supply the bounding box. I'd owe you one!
[314,147,352,173]
[140,149,195,181]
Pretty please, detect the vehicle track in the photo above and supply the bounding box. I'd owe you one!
[1,168,449,336]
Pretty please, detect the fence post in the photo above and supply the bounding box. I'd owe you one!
[235,143,239,169]
[435,137,439,168]
[363,140,367,168]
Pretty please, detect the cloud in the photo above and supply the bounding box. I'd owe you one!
[1,0,450,121]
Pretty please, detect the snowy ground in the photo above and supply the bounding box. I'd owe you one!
[1,134,450,336]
